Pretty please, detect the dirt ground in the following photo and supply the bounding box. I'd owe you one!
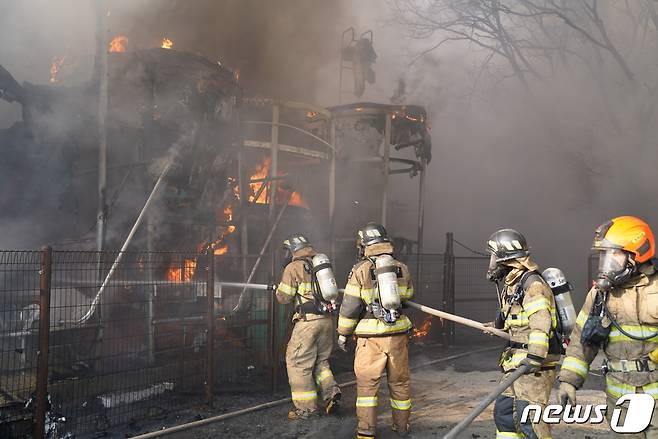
[154,341,615,439]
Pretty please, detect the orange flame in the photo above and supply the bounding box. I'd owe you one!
[412,316,433,339]
[109,36,128,53]
[166,258,197,282]
[50,56,65,83]
[214,244,229,256]
[161,38,173,49]
[249,158,270,204]
[196,203,237,255]
[248,157,308,208]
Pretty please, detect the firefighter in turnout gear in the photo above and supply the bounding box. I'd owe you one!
[487,229,560,439]
[276,234,341,420]
[337,223,414,438]
[558,216,658,437]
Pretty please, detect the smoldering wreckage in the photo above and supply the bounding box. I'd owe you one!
[0,31,434,438]
[0,9,655,439]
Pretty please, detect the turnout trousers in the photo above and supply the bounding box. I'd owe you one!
[354,334,411,437]
[285,317,340,411]
[493,368,555,439]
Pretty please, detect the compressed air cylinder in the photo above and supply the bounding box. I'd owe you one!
[312,254,338,302]
[375,254,401,310]
[554,290,577,336]
[542,267,577,336]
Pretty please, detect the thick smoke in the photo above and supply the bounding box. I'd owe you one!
[359,1,658,302]
[0,0,352,250]
[2,1,654,303]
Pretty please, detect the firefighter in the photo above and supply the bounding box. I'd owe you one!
[275,234,341,420]
[337,223,414,438]
[558,216,658,437]
[486,229,560,439]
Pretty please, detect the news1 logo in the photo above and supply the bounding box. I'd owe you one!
[521,394,655,433]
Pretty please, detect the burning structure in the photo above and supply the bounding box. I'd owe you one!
[0,32,431,436]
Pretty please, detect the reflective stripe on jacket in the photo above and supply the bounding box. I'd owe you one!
[276,247,328,322]
[338,242,414,337]
[499,266,559,371]
[559,264,658,391]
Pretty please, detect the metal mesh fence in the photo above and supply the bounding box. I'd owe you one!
[454,256,495,323]
[0,249,285,437]
[0,248,456,436]
[48,251,210,434]
[0,251,42,437]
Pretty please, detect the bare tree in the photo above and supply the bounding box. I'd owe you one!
[392,0,658,132]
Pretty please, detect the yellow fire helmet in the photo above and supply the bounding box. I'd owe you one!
[593,216,655,263]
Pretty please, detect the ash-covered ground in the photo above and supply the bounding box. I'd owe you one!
[117,339,614,439]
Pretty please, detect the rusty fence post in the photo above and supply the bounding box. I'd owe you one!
[34,246,52,439]
[442,233,455,346]
[205,249,215,407]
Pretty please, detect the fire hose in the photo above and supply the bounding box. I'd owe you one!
[129,346,500,439]
[404,302,534,438]
[70,156,175,326]
[443,365,530,439]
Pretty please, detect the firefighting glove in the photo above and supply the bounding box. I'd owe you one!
[481,321,496,337]
[558,381,577,407]
[519,357,542,374]
[337,335,348,352]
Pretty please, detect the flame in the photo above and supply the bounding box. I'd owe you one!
[196,203,237,255]
[161,38,174,49]
[249,158,270,204]
[50,56,65,83]
[412,316,433,339]
[109,36,128,53]
[214,244,229,256]
[393,110,424,123]
[248,157,308,208]
[166,258,197,282]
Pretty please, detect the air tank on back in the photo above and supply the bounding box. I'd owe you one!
[312,253,338,303]
[542,267,577,336]
[375,254,401,310]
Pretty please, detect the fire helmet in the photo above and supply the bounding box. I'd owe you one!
[486,229,529,282]
[592,216,655,263]
[283,234,311,254]
[486,229,529,262]
[358,222,390,247]
[592,216,655,291]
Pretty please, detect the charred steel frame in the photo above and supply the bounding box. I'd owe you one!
[239,99,427,257]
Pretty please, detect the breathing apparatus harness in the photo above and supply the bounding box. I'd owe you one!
[292,257,335,318]
[366,255,403,325]
[582,264,658,347]
[499,270,563,356]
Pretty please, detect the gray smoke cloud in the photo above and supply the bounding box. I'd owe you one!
[1,0,655,304]
[363,0,658,303]
[0,0,353,250]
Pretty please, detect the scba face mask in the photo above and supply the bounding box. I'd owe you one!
[487,253,511,282]
[595,248,635,292]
